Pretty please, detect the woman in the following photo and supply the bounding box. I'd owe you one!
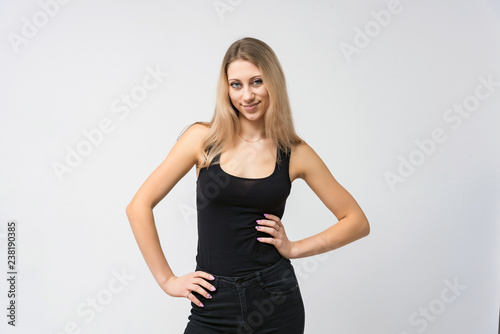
[126,37,370,333]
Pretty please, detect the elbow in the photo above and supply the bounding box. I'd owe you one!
[126,200,153,222]
[359,217,370,238]
[125,203,132,216]
[125,200,138,220]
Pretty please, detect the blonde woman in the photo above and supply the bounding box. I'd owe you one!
[126,37,370,333]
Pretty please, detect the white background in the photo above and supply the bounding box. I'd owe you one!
[1,0,499,333]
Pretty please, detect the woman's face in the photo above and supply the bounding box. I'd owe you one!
[227,59,270,123]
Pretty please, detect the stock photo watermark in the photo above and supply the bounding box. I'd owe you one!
[51,64,169,182]
[292,252,332,281]
[179,144,258,225]
[398,276,467,334]
[385,73,500,192]
[7,0,73,54]
[52,268,134,334]
[233,253,331,334]
[213,0,244,21]
[5,220,18,326]
[340,0,404,63]
[235,290,287,334]
[178,169,229,227]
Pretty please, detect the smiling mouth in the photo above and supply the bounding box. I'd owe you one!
[242,102,260,108]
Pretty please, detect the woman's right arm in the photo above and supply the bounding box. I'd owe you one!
[125,123,215,307]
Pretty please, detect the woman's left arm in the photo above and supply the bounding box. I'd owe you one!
[257,142,370,259]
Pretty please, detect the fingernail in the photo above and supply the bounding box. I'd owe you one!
[207,294,212,299]
[256,219,261,223]
[210,275,215,280]
[200,303,204,307]
[264,213,269,216]
[210,286,216,291]
[255,226,260,229]
[257,237,261,241]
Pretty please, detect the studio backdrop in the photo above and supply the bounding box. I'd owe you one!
[1,0,499,333]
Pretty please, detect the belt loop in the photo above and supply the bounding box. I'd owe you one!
[256,271,265,288]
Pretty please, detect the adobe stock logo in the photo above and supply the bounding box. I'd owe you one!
[385,74,500,192]
[212,0,243,21]
[51,65,169,182]
[340,0,403,63]
[52,268,134,334]
[398,277,467,334]
[7,0,72,54]
[179,144,257,226]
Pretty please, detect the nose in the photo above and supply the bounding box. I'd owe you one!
[242,87,254,104]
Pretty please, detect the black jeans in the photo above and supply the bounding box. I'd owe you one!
[184,257,305,334]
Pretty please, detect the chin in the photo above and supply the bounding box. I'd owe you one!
[239,111,265,122]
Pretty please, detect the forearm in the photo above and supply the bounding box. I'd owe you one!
[290,214,369,259]
[126,203,174,287]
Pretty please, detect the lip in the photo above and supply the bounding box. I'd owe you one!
[242,102,260,111]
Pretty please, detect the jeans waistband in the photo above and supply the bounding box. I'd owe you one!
[196,257,291,287]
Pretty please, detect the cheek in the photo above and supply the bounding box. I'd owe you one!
[259,86,269,98]
[260,89,270,106]
[228,93,241,111]
[228,90,239,104]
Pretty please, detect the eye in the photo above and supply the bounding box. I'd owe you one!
[252,79,263,85]
[230,82,241,89]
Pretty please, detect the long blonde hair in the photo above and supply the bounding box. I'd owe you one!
[196,37,303,170]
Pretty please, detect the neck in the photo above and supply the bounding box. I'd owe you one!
[238,117,266,142]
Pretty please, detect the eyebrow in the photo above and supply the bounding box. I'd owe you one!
[228,75,262,82]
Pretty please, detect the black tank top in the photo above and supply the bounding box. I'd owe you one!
[196,148,291,276]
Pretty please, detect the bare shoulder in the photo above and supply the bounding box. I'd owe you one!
[289,141,325,181]
[179,122,210,142]
[177,121,210,152]
[126,122,211,209]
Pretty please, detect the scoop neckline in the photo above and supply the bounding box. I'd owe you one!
[218,148,279,180]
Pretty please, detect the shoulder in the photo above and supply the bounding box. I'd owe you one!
[177,122,210,147]
[173,122,210,161]
[179,121,210,139]
[289,141,326,181]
